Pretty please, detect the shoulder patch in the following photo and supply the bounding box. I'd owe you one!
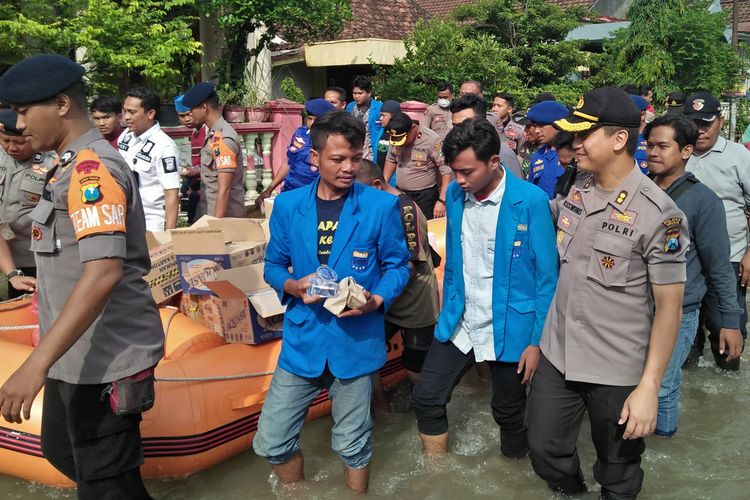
[162,156,178,174]
[67,149,127,240]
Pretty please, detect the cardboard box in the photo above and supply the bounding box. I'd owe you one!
[170,217,268,295]
[144,231,181,304]
[203,264,285,344]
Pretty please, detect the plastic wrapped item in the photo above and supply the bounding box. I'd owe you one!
[307,265,341,298]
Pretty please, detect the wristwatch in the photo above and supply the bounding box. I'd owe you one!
[6,269,24,280]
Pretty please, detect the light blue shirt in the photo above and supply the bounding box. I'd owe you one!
[451,170,507,361]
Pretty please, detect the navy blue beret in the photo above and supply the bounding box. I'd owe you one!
[527,101,569,125]
[182,82,217,108]
[629,95,648,112]
[305,98,335,117]
[0,109,21,135]
[381,100,401,114]
[0,54,85,105]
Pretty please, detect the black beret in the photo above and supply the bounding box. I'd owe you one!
[0,109,21,135]
[555,86,641,132]
[0,54,85,105]
[182,82,217,108]
[381,100,401,114]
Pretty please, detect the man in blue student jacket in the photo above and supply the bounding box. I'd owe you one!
[253,111,409,493]
[412,118,558,459]
[526,100,570,199]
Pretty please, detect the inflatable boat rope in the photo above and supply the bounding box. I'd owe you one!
[0,309,276,382]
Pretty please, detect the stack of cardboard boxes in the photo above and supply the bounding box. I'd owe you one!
[144,215,284,345]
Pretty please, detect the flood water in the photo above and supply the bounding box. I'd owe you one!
[0,346,748,499]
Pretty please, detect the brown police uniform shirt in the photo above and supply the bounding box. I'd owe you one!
[386,126,452,192]
[423,103,453,138]
[487,113,525,157]
[28,128,164,384]
[385,194,440,328]
[541,165,689,386]
[200,117,246,217]
[0,150,55,267]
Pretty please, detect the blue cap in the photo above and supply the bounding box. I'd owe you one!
[305,98,335,117]
[174,95,190,113]
[0,54,85,105]
[182,82,217,108]
[0,109,21,135]
[629,94,648,112]
[381,100,401,114]
[526,101,569,125]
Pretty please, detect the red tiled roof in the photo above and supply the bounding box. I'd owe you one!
[722,0,750,24]
[418,0,595,18]
[329,0,431,41]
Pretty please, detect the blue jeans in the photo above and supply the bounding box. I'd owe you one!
[657,309,700,436]
[253,365,374,469]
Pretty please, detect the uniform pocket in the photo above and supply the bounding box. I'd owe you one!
[28,199,57,253]
[586,232,632,287]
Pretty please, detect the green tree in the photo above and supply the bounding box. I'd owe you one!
[375,1,590,107]
[451,0,587,88]
[202,0,351,89]
[0,0,203,97]
[594,0,743,97]
[374,19,522,104]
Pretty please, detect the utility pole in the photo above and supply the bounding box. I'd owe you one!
[732,0,739,49]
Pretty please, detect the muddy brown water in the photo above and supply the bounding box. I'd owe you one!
[1,347,748,499]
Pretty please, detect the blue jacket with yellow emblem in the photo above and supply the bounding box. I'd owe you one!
[282,125,317,192]
[436,173,559,361]
[528,145,564,199]
[346,98,385,163]
[264,178,411,378]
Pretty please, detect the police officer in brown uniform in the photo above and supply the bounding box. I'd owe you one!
[182,82,246,218]
[0,54,164,498]
[0,109,55,297]
[488,92,525,161]
[383,112,452,219]
[423,81,453,139]
[527,87,689,499]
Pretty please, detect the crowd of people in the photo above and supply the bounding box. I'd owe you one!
[0,54,747,500]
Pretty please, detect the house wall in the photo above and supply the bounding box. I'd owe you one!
[271,63,327,100]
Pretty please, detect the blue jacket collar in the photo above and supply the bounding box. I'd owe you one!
[298,178,363,269]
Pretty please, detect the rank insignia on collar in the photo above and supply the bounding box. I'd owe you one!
[59,150,75,165]
[601,256,615,269]
[615,190,628,204]
[583,178,592,189]
[33,152,43,162]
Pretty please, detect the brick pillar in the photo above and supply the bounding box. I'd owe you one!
[267,99,304,178]
[401,100,429,123]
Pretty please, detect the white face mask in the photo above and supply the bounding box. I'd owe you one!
[437,98,451,109]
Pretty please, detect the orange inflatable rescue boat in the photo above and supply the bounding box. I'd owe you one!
[0,218,447,488]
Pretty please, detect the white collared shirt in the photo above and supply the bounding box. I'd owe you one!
[451,169,507,362]
[117,122,181,231]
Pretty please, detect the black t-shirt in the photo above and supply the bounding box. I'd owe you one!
[316,194,347,265]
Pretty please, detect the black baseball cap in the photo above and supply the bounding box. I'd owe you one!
[683,92,721,122]
[555,86,641,132]
[666,91,686,107]
[387,112,414,146]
